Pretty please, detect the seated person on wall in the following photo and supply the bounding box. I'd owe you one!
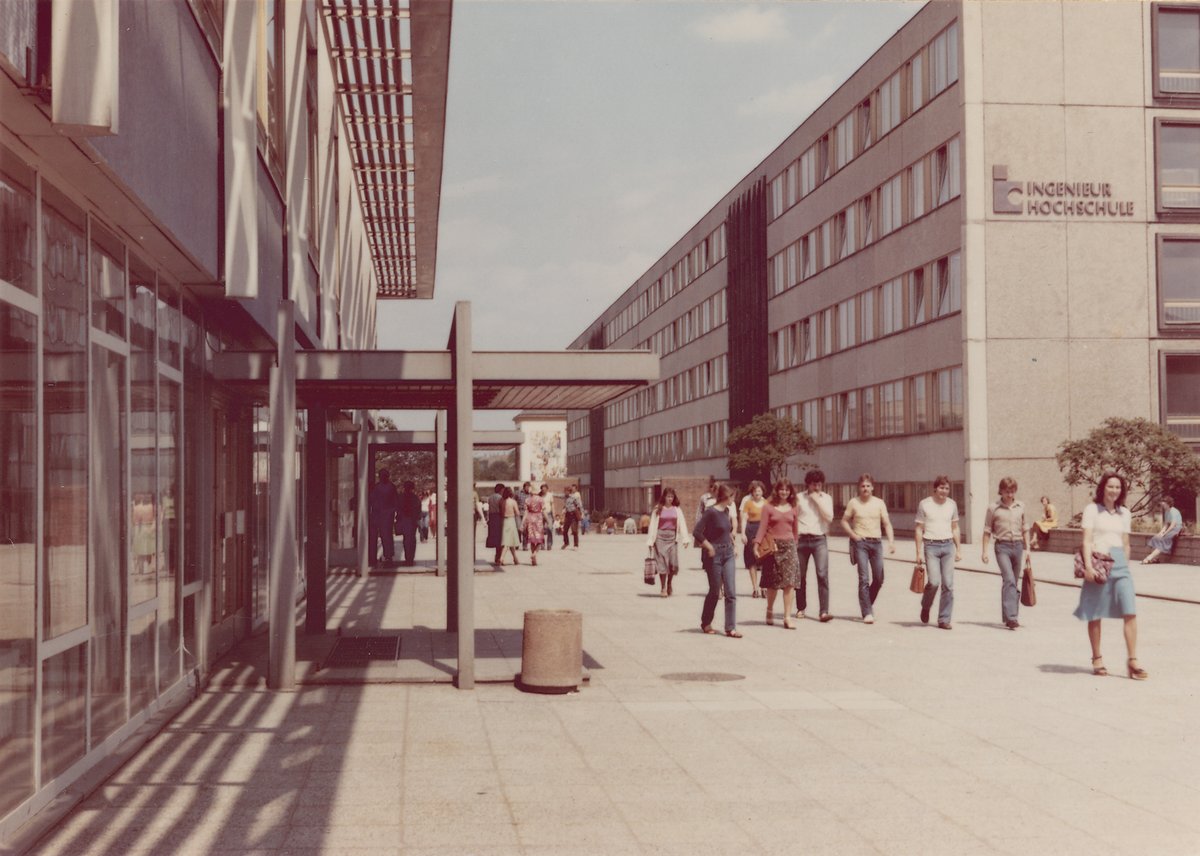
[605,515,616,534]
[1143,497,1184,565]
[639,512,651,534]
[1031,495,1058,551]
[624,517,637,534]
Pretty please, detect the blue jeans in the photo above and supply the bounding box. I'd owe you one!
[701,542,737,632]
[796,535,829,614]
[853,538,884,617]
[544,518,554,548]
[921,539,955,624]
[994,540,1023,623]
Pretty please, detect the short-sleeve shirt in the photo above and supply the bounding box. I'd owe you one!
[693,505,735,546]
[658,506,679,531]
[914,497,958,541]
[843,496,888,539]
[1082,502,1131,556]
[758,503,798,542]
[1166,507,1183,534]
[740,496,765,523]
[983,500,1027,541]
[795,491,833,536]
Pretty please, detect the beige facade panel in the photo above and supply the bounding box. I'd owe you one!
[1066,223,1150,340]
[983,103,1066,187]
[984,221,1067,339]
[979,1,1065,106]
[1063,2,1145,107]
[1067,338,1153,437]
[984,337,1070,460]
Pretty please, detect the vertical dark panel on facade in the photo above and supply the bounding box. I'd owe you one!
[726,178,770,436]
[586,326,605,509]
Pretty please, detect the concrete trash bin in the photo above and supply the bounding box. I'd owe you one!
[516,609,582,694]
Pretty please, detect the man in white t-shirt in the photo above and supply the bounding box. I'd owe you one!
[795,469,835,622]
[913,476,961,629]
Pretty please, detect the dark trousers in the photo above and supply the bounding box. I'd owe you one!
[561,511,580,547]
[370,521,395,563]
[396,516,418,564]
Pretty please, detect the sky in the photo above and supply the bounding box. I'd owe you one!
[378,0,922,429]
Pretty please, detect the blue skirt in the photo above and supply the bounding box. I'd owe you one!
[1074,547,1136,620]
[1147,533,1177,553]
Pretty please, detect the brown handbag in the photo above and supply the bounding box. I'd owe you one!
[1020,562,1037,607]
[909,563,927,594]
[753,532,777,560]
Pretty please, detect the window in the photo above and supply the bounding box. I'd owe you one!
[823,396,835,443]
[880,380,905,436]
[818,134,831,183]
[802,232,816,279]
[1155,5,1200,98]
[859,194,874,246]
[935,253,962,317]
[800,317,815,363]
[861,386,876,438]
[880,174,903,236]
[858,98,873,152]
[878,71,902,136]
[935,138,961,205]
[880,278,903,336]
[258,0,284,177]
[1157,121,1200,213]
[820,221,832,271]
[0,147,37,295]
[860,289,875,343]
[800,146,818,197]
[839,391,859,441]
[910,375,928,432]
[1159,236,1200,325]
[837,298,856,351]
[770,172,786,219]
[835,113,855,171]
[931,22,959,97]
[786,241,799,288]
[908,268,926,326]
[820,308,834,357]
[1163,353,1200,444]
[909,53,925,114]
[802,400,820,440]
[910,158,926,220]
[935,367,964,429]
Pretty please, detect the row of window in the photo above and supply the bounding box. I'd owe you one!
[605,355,729,429]
[768,21,959,221]
[1158,235,1200,326]
[641,290,728,357]
[603,223,728,347]
[777,365,964,446]
[567,416,590,442]
[1153,4,1200,100]
[605,420,730,469]
[768,137,960,298]
[770,252,961,373]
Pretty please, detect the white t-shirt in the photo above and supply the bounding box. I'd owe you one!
[914,497,958,541]
[795,491,833,536]
[1082,502,1131,556]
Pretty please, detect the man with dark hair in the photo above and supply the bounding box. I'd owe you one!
[517,482,532,550]
[368,469,400,566]
[487,483,505,564]
[397,480,422,566]
[796,469,834,622]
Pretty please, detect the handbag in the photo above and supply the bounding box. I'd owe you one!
[1073,549,1114,584]
[752,532,777,561]
[909,563,926,594]
[1020,562,1037,607]
[643,555,657,585]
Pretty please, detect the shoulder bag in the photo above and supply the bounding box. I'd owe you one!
[1073,549,1114,584]
[753,532,777,561]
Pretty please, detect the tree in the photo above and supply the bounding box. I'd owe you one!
[726,412,815,486]
[474,450,517,483]
[1055,417,1200,517]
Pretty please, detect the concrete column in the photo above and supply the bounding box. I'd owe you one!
[356,411,370,578]
[194,357,214,673]
[268,300,297,691]
[435,409,447,578]
[304,407,328,634]
[448,302,475,688]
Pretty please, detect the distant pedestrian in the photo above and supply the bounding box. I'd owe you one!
[1075,473,1147,680]
[561,485,582,549]
[396,480,421,566]
[914,475,961,629]
[696,476,718,523]
[500,486,521,566]
[1143,497,1183,565]
[795,469,834,622]
[524,486,545,565]
[486,483,504,564]
[694,483,741,637]
[981,477,1030,630]
[1030,495,1057,551]
[517,482,531,550]
[368,469,400,567]
[840,473,895,624]
[540,485,555,549]
[739,480,766,598]
[418,488,432,542]
[755,479,801,629]
[647,487,689,597]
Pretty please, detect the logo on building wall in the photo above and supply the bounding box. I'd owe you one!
[992,165,1134,218]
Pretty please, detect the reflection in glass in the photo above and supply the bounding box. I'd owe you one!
[183,594,197,673]
[182,309,202,585]
[42,644,87,781]
[90,220,125,337]
[156,281,180,368]
[0,300,37,814]
[42,183,89,639]
[0,146,36,295]
[130,259,157,605]
[252,406,270,623]
[158,379,180,688]
[91,345,127,741]
[130,612,156,711]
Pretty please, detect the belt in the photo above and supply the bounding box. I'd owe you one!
[798,534,826,540]
[924,538,952,544]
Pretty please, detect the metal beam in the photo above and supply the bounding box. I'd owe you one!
[449,302,474,689]
[305,408,328,635]
[268,300,298,691]
[434,410,447,578]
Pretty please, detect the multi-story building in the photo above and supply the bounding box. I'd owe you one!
[0,0,450,836]
[568,0,1200,538]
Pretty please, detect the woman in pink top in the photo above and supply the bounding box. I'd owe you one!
[754,479,801,629]
[646,487,690,596]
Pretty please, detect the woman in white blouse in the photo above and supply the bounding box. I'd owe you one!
[1074,472,1147,680]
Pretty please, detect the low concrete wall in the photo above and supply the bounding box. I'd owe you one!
[1043,529,1199,566]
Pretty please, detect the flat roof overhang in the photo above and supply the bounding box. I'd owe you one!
[212,348,659,410]
[333,429,525,451]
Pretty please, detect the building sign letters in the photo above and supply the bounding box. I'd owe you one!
[992,165,1134,217]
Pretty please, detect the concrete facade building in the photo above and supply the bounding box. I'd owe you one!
[567,0,1200,539]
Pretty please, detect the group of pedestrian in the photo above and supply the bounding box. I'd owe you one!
[483,482,584,565]
[647,470,1155,679]
[367,469,423,567]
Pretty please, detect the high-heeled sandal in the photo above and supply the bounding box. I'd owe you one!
[1127,659,1148,680]
[783,620,796,630]
[1091,657,1107,676]
[765,608,774,626]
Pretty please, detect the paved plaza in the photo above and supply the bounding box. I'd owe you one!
[18,532,1200,855]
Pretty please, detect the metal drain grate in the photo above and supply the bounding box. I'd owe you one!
[661,672,745,682]
[325,636,400,668]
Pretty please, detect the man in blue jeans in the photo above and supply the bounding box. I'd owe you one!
[795,469,834,622]
[981,476,1030,630]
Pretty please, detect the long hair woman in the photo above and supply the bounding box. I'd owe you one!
[1076,473,1147,680]
[739,480,767,598]
[754,479,801,629]
[646,487,690,597]
[693,483,741,636]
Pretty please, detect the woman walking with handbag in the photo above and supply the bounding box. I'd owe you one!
[980,477,1030,630]
[754,479,801,630]
[1076,473,1147,679]
[646,487,690,597]
[694,483,741,637]
[739,481,767,598]
[523,487,546,566]
[913,475,961,630]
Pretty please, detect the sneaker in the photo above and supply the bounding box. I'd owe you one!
[938,621,953,630]
[863,614,875,624]
[920,604,930,625]
[795,611,805,620]
[819,613,833,623]
[1005,620,1020,630]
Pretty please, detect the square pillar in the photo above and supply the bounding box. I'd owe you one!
[304,407,328,634]
[268,300,298,690]
[448,302,475,688]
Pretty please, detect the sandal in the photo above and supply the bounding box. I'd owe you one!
[701,625,716,635]
[783,621,796,630]
[1127,659,1148,681]
[1091,656,1108,676]
[765,609,774,626]
[725,630,743,638]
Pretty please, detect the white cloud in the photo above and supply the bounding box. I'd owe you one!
[737,74,839,118]
[690,6,790,44]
